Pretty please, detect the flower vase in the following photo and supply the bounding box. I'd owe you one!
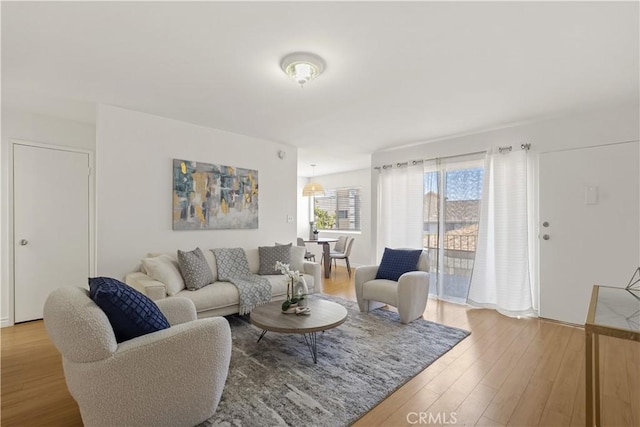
[294,276,309,307]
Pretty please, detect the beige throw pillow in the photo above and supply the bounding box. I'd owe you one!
[289,246,306,272]
[141,254,185,296]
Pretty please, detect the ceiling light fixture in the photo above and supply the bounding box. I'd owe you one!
[302,164,325,196]
[281,52,325,87]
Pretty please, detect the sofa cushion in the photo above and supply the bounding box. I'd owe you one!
[88,277,170,343]
[258,245,290,275]
[178,247,214,291]
[362,279,399,307]
[375,248,423,282]
[141,254,185,296]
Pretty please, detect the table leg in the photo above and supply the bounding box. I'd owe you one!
[257,329,268,343]
[594,333,600,426]
[322,242,331,278]
[586,329,593,427]
[303,332,318,364]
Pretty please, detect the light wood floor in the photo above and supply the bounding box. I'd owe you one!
[2,268,638,426]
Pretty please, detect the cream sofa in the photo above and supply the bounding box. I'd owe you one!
[125,247,321,318]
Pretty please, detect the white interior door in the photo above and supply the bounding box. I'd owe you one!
[14,144,90,322]
[539,141,639,325]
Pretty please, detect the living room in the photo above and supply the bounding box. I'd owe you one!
[2,1,639,426]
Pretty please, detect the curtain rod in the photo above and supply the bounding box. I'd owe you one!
[499,143,531,153]
[373,144,532,170]
[373,149,487,171]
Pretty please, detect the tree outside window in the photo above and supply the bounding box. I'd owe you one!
[314,187,361,231]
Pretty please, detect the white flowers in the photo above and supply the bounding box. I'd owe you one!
[275,261,300,282]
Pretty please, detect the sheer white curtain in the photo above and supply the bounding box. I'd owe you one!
[377,163,424,258]
[467,148,537,317]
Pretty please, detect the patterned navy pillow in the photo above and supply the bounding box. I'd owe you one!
[375,248,423,282]
[88,277,170,343]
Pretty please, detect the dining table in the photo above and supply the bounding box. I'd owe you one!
[304,237,338,278]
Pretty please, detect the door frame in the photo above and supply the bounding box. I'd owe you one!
[7,139,95,326]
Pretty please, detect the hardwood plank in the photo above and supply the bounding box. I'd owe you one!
[624,339,640,426]
[454,384,498,426]
[506,376,554,426]
[544,327,583,417]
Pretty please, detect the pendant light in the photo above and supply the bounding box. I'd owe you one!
[302,164,325,196]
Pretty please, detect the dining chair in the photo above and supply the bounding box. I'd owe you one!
[297,237,315,262]
[321,235,348,265]
[329,237,355,277]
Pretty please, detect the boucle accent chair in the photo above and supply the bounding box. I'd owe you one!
[354,250,429,324]
[43,287,232,427]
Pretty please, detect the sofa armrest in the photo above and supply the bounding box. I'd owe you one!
[354,265,379,287]
[62,317,232,427]
[303,261,322,293]
[156,297,197,325]
[125,272,167,301]
[354,265,380,311]
[397,271,429,294]
[397,271,430,323]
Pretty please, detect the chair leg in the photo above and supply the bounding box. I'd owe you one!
[346,257,351,277]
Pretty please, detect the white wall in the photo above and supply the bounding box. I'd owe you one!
[297,177,310,239]
[1,109,96,326]
[299,168,374,267]
[96,105,298,279]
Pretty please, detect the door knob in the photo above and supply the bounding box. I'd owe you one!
[542,221,550,227]
[542,234,550,240]
[19,239,28,246]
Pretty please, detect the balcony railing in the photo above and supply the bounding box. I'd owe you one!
[424,232,478,277]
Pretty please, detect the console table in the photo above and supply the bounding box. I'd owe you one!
[585,285,640,426]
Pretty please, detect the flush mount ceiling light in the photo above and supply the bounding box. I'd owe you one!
[281,52,325,87]
[302,164,325,196]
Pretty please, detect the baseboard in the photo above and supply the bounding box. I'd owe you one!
[1,317,14,328]
[538,316,584,329]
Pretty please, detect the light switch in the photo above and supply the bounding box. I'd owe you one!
[585,186,598,205]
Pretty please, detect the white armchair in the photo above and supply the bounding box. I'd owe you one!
[355,251,429,324]
[43,286,232,427]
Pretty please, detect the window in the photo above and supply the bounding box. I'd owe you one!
[314,187,361,231]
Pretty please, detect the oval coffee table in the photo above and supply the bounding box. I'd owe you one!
[250,298,348,364]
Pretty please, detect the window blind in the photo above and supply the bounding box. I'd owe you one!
[314,187,361,231]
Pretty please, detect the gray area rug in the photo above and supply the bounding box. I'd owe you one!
[204,294,470,427]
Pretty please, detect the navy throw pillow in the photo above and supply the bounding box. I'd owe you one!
[375,248,423,282]
[88,277,170,343]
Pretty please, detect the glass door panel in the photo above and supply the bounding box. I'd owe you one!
[424,157,483,303]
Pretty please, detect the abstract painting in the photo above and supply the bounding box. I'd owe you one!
[173,159,258,230]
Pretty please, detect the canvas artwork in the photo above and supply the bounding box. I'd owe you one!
[173,159,258,230]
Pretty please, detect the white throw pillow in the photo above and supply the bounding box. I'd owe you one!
[202,249,218,282]
[141,254,185,296]
[290,246,306,272]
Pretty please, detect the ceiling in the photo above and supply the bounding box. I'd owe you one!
[2,1,638,177]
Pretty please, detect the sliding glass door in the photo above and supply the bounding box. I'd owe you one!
[424,155,484,303]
